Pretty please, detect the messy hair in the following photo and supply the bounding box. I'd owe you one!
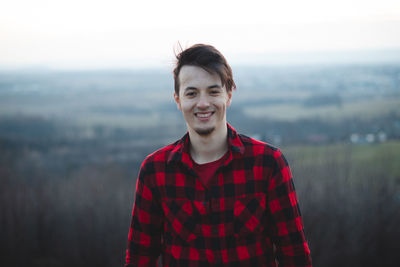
[173,44,236,94]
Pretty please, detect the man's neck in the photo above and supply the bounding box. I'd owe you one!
[188,124,229,164]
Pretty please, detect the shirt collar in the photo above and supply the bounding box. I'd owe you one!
[167,123,245,167]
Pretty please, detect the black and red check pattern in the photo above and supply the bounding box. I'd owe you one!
[125,124,312,266]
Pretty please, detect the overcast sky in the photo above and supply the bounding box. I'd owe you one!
[1,0,400,69]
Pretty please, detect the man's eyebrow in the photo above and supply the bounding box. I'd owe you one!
[184,86,197,91]
[183,85,221,91]
[208,84,222,89]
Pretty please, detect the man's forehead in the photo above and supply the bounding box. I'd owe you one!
[179,65,222,86]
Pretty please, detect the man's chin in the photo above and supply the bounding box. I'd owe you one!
[195,127,215,136]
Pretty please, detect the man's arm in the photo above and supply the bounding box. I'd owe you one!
[125,159,164,267]
[267,150,312,267]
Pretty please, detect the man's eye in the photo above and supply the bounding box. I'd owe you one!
[186,92,196,97]
[210,90,220,95]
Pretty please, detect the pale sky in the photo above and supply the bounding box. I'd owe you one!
[1,0,400,69]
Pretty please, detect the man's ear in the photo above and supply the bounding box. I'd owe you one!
[226,90,232,107]
[174,92,182,111]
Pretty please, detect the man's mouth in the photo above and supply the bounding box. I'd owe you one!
[195,112,214,118]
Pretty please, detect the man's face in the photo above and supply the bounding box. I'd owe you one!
[174,65,232,136]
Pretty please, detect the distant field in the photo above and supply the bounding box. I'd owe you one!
[243,97,400,121]
[75,112,162,128]
[1,65,399,128]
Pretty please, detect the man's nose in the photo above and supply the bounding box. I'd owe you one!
[197,94,210,109]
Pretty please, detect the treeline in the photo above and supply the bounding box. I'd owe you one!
[1,109,400,149]
[228,107,400,144]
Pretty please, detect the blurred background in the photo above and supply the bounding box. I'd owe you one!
[1,0,400,266]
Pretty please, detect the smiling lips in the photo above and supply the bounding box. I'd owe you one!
[195,111,214,120]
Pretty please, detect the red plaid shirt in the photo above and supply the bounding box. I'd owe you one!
[125,124,312,266]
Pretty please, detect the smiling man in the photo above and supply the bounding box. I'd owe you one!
[125,44,312,266]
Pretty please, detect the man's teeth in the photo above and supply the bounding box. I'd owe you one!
[197,113,212,118]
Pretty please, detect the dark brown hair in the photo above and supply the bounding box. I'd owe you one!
[173,44,236,95]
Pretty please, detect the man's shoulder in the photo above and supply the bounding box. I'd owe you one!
[237,133,290,170]
[142,139,180,163]
[237,132,281,156]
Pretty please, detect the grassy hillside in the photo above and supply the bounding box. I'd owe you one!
[285,141,400,179]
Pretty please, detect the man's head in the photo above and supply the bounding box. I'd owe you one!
[173,44,236,95]
[173,44,236,137]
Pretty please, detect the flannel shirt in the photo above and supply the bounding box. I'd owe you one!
[125,124,312,267]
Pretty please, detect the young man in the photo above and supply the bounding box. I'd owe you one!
[125,44,312,266]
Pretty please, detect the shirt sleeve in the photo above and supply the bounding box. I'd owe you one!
[267,149,312,267]
[125,158,164,267]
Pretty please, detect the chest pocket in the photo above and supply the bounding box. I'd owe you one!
[161,198,199,244]
[232,193,267,237]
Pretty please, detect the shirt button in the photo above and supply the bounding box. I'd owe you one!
[212,229,217,234]
[202,201,207,206]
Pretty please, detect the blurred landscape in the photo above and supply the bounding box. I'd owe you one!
[1,64,400,266]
